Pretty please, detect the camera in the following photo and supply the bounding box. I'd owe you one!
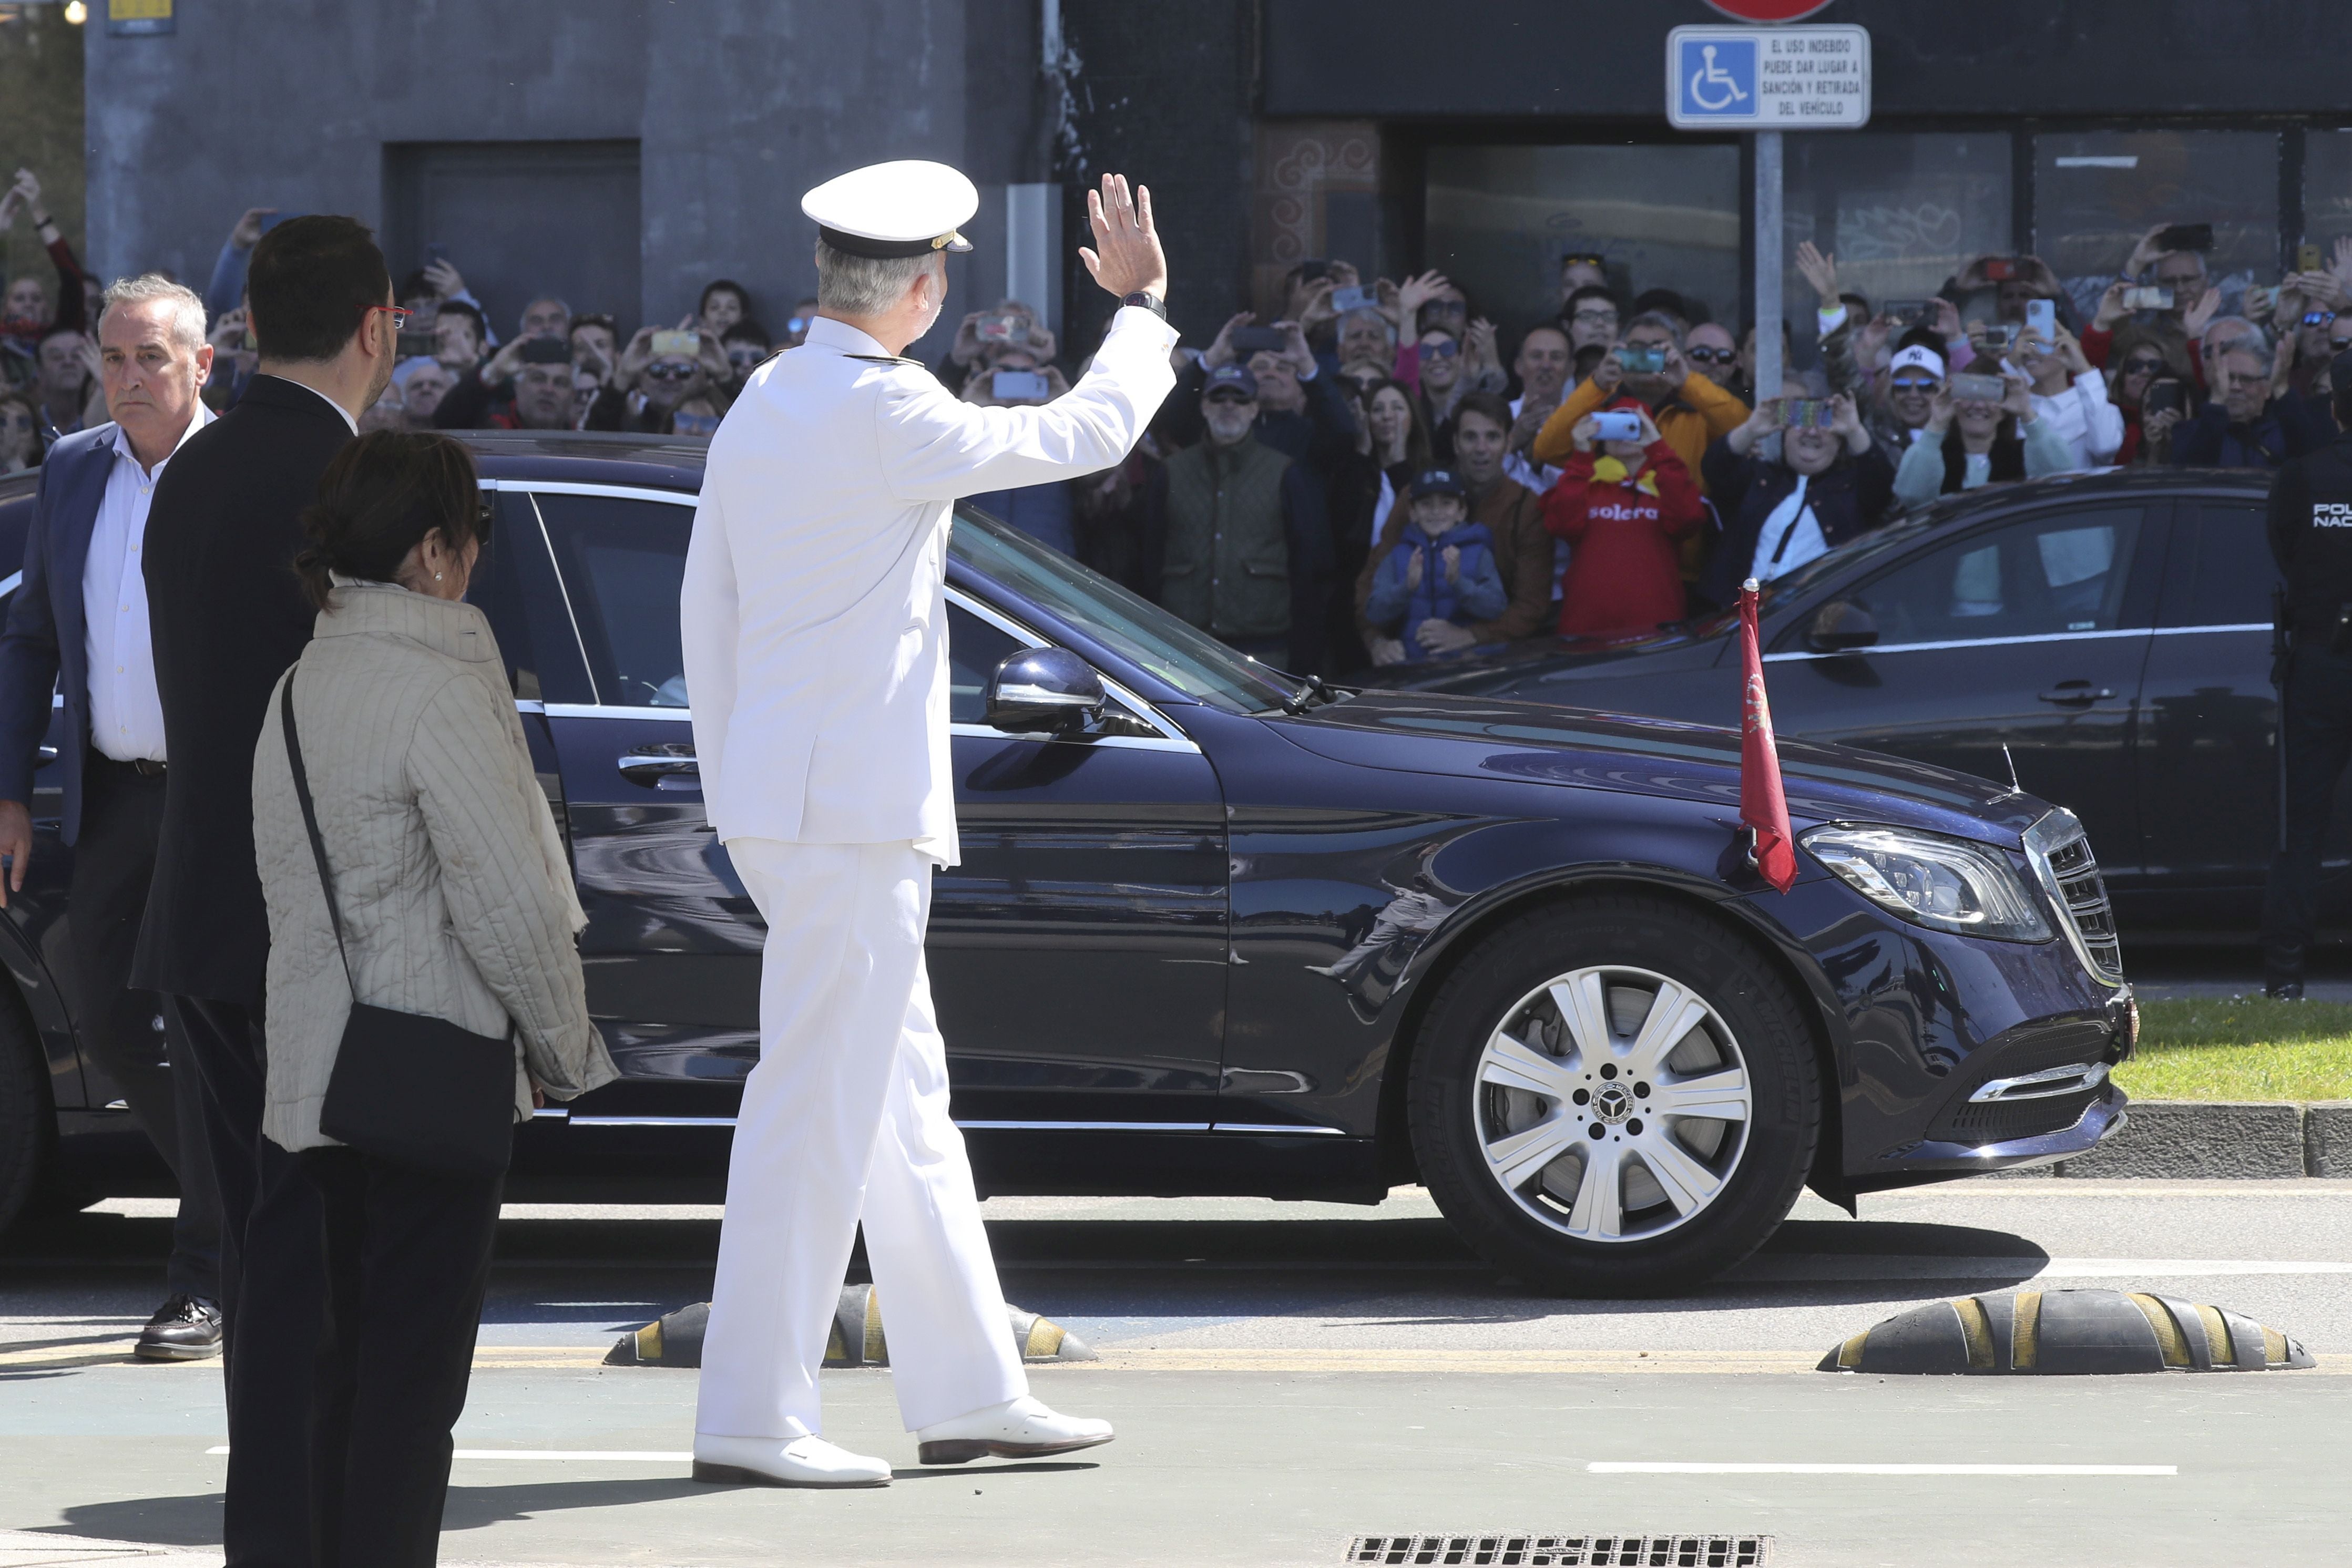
[1617,345,1666,375]
[1977,323,2019,350]
[2154,222,2214,253]
[1230,326,1289,357]
[1949,373,2007,403]
[976,314,1029,344]
[1330,285,1378,316]
[2121,285,2175,311]
[1589,410,1643,443]
[1885,299,1937,328]
[2143,380,2185,416]
[1784,399,1835,430]
[991,368,1050,403]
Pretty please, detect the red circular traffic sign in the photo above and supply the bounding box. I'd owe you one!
[1702,0,1836,18]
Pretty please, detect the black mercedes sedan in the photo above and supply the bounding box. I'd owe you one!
[1374,468,2298,944]
[0,436,2132,1295]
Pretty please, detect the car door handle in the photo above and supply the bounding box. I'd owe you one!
[618,746,698,787]
[2037,682,2115,706]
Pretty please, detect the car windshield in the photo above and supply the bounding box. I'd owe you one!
[949,505,1295,714]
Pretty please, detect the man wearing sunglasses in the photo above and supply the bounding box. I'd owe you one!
[1684,322,1744,401]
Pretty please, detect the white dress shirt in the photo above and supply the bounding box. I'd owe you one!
[85,403,213,762]
[681,306,1180,867]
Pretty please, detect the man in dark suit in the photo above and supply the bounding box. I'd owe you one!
[0,274,227,1359]
[136,214,396,1562]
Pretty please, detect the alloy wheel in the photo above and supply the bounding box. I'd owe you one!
[1472,964,1753,1244]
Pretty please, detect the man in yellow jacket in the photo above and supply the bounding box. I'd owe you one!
[1529,309,1750,587]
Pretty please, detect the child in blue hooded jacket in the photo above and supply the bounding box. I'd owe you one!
[1363,468,1509,662]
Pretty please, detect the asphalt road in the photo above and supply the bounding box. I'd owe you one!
[5,1180,2351,1567]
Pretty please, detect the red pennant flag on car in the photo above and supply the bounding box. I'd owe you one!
[1737,578,1797,893]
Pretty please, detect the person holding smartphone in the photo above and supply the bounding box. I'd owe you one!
[2013,321,2122,470]
[1700,387,1893,607]
[962,348,1078,554]
[1891,368,2074,507]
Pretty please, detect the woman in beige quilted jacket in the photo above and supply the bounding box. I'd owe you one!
[251,430,616,1565]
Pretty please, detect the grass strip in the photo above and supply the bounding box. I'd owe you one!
[2115,998,2352,1102]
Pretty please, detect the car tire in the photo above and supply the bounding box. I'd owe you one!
[0,992,50,1237]
[1408,895,1820,1297]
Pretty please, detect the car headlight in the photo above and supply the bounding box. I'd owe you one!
[1799,824,2052,942]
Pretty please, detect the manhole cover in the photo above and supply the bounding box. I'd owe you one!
[1345,1537,1771,1566]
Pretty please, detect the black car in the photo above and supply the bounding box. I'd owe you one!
[0,435,2132,1295]
[1377,468,2305,942]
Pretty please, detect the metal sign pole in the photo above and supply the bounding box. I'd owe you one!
[1753,129,1783,405]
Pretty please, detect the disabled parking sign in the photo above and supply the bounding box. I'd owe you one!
[1666,25,1870,130]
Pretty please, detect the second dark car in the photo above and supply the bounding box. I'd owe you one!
[1377,468,2312,942]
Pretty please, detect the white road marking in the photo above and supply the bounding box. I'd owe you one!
[207,1446,691,1461]
[1590,1462,2176,1476]
[1732,1256,2352,1281]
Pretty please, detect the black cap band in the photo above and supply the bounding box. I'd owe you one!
[819,225,961,260]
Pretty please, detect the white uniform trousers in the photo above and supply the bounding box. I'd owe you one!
[694,838,1026,1439]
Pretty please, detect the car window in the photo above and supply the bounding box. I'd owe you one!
[1854,507,2145,645]
[949,505,1292,714]
[948,603,1023,724]
[2161,502,2276,629]
[532,491,694,707]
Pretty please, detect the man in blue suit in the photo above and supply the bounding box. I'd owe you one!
[0,274,223,1358]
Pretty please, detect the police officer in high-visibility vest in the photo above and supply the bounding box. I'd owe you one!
[679,161,1178,1487]
[2262,349,2352,998]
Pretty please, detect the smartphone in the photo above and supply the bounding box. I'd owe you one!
[991,368,1050,402]
[1589,410,1643,443]
[395,325,439,359]
[650,329,700,357]
[1950,373,2008,403]
[976,314,1029,344]
[1617,345,1666,374]
[2143,380,2185,416]
[2121,285,2175,311]
[423,242,448,269]
[1230,326,1290,357]
[1978,323,2019,350]
[1298,259,1331,283]
[2024,299,2057,340]
[1981,257,2018,282]
[2155,222,2214,253]
[1784,399,1835,429]
[2300,243,2326,274]
[1330,285,1378,315]
[1885,299,1936,327]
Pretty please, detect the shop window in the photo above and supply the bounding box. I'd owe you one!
[2304,129,2352,258]
[1782,133,2012,358]
[1424,144,1740,344]
[2034,130,2279,318]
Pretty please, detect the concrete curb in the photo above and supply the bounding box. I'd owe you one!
[2032,1100,2352,1178]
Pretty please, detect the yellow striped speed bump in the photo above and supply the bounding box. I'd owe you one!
[604,1286,1096,1369]
[1821,1289,2316,1375]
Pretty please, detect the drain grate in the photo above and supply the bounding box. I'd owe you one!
[1345,1537,1770,1566]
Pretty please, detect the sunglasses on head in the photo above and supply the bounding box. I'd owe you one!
[1685,346,1737,365]
[643,362,699,381]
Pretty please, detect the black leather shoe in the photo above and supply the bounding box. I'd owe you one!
[2265,977,2307,1001]
[135,1294,223,1361]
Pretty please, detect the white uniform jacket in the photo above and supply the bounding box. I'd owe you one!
[681,306,1180,867]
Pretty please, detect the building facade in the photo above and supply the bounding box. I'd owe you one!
[76,0,2352,360]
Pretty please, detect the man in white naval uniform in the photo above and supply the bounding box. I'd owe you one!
[681,161,1178,1488]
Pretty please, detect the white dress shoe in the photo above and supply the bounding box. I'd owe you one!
[692,1432,892,1487]
[915,1395,1115,1465]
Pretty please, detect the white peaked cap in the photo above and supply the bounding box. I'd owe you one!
[802,160,978,258]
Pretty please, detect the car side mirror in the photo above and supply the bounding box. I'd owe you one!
[1805,599,1879,653]
[984,647,1106,733]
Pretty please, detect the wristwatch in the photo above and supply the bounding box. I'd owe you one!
[1120,291,1167,321]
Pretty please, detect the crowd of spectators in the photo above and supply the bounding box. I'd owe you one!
[12,175,2352,673]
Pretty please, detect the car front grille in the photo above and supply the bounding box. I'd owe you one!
[2022,809,2125,987]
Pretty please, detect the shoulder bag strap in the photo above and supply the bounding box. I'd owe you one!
[279,672,358,999]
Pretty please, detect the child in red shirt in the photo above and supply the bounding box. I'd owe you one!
[1543,399,1705,638]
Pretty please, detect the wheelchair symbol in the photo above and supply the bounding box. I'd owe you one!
[1688,45,1750,112]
